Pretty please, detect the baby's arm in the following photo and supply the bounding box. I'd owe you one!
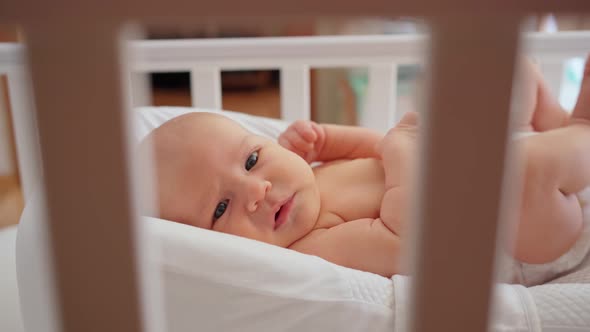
[317,124,383,161]
[289,216,403,277]
[279,120,383,163]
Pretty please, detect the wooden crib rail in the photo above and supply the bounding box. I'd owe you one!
[2,0,590,20]
[2,13,590,332]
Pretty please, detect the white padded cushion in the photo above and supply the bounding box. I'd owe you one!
[151,216,396,332]
[530,284,590,332]
[133,106,289,143]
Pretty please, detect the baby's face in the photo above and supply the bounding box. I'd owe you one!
[150,113,321,247]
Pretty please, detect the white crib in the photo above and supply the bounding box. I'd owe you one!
[1,10,590,332]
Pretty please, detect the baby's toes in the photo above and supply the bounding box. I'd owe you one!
[397,111,419,127]
[572,55,590,123]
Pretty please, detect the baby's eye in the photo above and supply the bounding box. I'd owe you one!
[245,151,258,171]
[213,199,229,221]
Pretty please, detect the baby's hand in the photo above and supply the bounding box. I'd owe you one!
[278,120,326,163]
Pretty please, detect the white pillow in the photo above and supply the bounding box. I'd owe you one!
[151,217,396,332]
[133,106,289,143]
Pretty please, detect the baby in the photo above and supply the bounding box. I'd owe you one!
[142,57,590,283]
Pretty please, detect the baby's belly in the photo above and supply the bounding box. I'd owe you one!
[313,158,386,223]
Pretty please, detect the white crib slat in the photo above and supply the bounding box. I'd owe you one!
[190,66,222,109]
[280,65,310,121]
[128,71,152,107]
[5,68,41,200]
[363,63,398,132]
[408,16,519,332]
[23,23,147,332]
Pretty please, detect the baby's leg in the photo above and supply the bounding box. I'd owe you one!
[572,55,590,125]
[377,112,418,236]
[377,112,418,189]
[514,56,590,264]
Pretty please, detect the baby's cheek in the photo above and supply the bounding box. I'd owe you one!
[222,217,262,240]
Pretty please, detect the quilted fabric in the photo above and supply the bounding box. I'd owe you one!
[528,250,590,331]
[530,283,590,332]
[340,268,394,308]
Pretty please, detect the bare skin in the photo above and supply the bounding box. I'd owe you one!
[143,57,590,278]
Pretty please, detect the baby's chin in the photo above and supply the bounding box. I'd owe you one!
[298,185,322,232]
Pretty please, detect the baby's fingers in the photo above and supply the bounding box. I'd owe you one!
[279,129,314,155]
[292,120,318,143]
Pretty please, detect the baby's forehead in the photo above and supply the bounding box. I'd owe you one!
[148,113,249,171]
[184,113,248,137]
[180,116,252,157]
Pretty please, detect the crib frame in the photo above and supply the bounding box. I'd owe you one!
[2,4,590,332]
[3,32,589,199]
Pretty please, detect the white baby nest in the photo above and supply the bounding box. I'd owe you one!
[13,107,590,332]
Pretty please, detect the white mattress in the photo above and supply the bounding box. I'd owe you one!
[12,106,590,332]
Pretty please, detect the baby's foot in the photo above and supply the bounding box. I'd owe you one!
[571,55,590,125]
[376,112,419,188]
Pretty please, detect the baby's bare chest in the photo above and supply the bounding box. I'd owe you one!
[313,158,386,227]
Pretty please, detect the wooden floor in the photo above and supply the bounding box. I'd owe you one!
[0,86,281,229]
[0,175,22,229]
[153,86,281,118]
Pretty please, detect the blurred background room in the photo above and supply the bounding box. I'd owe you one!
[1,14,589,229]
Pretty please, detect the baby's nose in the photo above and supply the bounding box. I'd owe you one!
[245,179,272,213]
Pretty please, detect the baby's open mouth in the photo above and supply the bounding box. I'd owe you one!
[274,194,295,230]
